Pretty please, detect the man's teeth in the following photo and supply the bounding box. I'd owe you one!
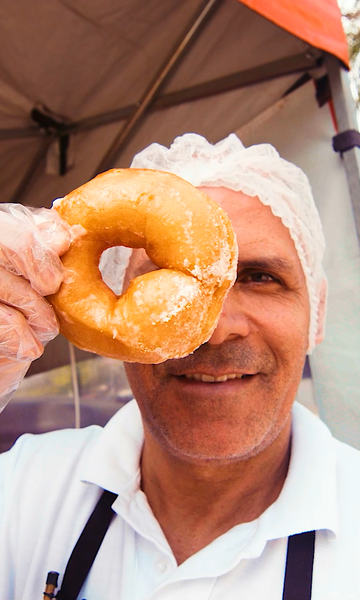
[184,373,245,383]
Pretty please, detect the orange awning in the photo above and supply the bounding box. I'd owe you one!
[238,0,349,67]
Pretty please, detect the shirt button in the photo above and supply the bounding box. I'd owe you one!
[155,558,169,574]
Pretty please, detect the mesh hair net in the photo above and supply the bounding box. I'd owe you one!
[130,133,327,353]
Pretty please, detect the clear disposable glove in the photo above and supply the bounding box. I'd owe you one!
[0,203,72,412]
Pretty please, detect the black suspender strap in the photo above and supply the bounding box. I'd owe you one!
[282,530,315,600]
[56,490,118,600]
[52,491,314,600]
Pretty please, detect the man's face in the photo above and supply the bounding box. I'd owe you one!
[124,188,311,464]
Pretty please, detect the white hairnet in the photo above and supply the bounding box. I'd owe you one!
[130,133,327,353]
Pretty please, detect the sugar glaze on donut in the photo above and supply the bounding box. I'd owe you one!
[48,169,238,363]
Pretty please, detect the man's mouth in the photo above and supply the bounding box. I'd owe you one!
[181,373,254,383]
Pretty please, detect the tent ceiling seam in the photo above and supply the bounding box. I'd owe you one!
[94,0,223,175]
[0,52,323,142]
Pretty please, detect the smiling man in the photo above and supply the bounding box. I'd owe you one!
[1,134,360,600]
[122,141,324,569]
[126,188,311,465]
[124,187,311,565]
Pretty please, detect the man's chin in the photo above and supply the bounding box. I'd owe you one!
[144,416,283,466]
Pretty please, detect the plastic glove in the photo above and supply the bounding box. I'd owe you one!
[0,203,72,412]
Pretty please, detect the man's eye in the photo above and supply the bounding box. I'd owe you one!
[240,272,281,284]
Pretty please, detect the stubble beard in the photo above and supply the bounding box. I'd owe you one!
[127,340,300,464]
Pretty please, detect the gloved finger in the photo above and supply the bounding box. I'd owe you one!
[0,203,71,296]
[0,303,43,361]
[0,267,59,344]
[0,357,31,413]
[33,206,72,256]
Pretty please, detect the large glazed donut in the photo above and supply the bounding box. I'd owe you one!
[48,169,238,363]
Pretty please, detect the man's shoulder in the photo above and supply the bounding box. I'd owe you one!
[323,425,360,507]
[333,435,360,475]
[0,401,140,497]
[292,402,360,491]
[0,424,103,489]
[334,435,360,456]
[294,402,360,459]
[4,421,102,455]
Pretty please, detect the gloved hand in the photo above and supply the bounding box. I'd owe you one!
[0,203,72,412]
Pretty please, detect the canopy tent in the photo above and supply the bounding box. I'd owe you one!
[0,0,349,207]
[240,0,349,64]
[1,0,360,450]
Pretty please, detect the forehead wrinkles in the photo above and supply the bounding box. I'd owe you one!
[199,186,288,237]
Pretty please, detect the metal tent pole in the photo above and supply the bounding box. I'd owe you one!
[0,51,321,143]
[325,53,360,248]
[93,0,222,175]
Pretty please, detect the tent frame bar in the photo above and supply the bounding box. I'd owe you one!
[0,52,322,142]
[5,47,323,205]
[154,51,322,108]
[94,0,223,174]
[326,53,360,247]
[7,0,222,204]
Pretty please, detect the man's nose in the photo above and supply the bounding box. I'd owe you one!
[207,288,251,345]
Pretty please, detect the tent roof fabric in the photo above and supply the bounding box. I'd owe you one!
[239,0,349,67]
[0,0,350,210]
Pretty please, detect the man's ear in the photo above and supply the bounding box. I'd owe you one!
[315,278,328,346]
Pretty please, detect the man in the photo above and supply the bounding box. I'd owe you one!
[0,133,359,599]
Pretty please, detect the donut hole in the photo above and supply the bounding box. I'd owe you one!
[98,246,132,295]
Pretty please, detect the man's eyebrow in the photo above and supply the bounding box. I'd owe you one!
[237,258,295,272]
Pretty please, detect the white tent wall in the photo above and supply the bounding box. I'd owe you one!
[238,78,360,448]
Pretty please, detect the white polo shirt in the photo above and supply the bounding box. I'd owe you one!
[0,399,360,600]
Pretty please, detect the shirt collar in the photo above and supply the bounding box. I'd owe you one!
[261,402,338,540]
[81,400,174,555]
[82,399,144,497]
[81,399,338,544]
